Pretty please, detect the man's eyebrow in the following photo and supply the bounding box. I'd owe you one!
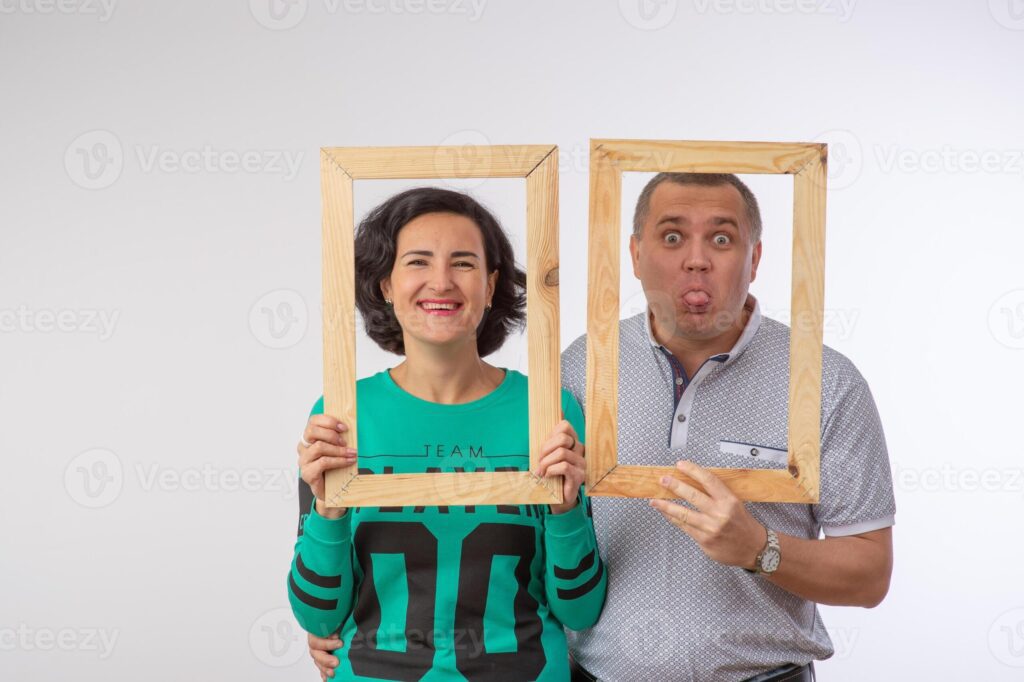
[656,215,687,226]
[711,217,740,228]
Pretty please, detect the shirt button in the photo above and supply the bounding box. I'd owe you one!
[751,448,759,456]
[677,414,687,423]
[675,377,684,385]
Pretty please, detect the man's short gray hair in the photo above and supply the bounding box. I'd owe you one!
[632,173,763,244]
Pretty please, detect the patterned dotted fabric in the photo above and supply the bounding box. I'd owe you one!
[561,300,896,681]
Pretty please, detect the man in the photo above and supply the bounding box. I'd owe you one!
[304,173,895,681]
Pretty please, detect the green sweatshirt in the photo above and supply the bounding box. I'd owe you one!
[288,369,606,681]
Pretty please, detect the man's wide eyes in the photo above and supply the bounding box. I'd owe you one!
[664,232,682,245]
[714,234,731,246]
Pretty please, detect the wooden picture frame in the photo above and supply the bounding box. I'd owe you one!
[321,145,564,507]
[585,139,827,503]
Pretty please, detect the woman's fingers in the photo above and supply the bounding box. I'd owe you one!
[534,446,585,479]
[299,441,354,466]
[308,415,348,433]
[304,424,347,447]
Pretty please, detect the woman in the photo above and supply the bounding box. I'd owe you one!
[287,187,606,681]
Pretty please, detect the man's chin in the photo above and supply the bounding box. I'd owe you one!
[674,310,740,338]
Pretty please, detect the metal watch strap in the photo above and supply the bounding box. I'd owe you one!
[753,528,780,575]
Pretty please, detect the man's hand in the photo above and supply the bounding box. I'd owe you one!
[307,632,342,681]
[649,460,766,568]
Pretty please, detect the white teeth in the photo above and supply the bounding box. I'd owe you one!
[420,302,458,310]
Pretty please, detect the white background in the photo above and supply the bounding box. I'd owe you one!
[2,1,1024,680]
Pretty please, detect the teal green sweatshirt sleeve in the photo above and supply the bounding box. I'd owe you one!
[287,396,355,637]
[287,502,356,638]
[542,390,607,631]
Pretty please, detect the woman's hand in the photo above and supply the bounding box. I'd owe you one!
[297,415,357,519]
[534,419,585,515]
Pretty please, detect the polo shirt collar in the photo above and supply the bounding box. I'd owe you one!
[644,294,762,365]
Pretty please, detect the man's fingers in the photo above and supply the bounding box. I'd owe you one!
[675,460,732,498]
[658,475,712,511]
[307,633,343,651]
[311,648,340,668]
[649,499,711,535]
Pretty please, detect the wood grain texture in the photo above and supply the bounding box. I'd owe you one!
[525,148,564,503]
[594,139,822,175]
[327,472,561,507]
[323,145,554,179]
[589,466,817,503]
[321,150,359,504]
[788,147,828,503]
[584,138,827,503]
[584,143,622,490]
[319,145,563,507]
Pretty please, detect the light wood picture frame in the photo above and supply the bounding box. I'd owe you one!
[321,145,564,507]
[585,139,827,503]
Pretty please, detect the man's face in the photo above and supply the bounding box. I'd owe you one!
[630,181,762,345]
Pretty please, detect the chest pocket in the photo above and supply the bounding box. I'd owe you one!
[717,440,789,467]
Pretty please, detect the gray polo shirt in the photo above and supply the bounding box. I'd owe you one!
[562,296,896,682]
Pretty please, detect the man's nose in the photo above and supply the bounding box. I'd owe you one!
[682,242,711,272]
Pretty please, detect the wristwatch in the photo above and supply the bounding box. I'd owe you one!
[751,528,781,575]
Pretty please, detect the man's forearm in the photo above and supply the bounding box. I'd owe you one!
[763,527,893,607]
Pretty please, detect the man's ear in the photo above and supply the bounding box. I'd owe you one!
[749,241,763,283]
[629,233,642,280]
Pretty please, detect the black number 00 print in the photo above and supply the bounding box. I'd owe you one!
[348,521,546,682]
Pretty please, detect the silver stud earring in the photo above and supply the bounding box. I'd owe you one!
[384,298,393,305]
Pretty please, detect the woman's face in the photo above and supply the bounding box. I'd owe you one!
[381,211,498,354]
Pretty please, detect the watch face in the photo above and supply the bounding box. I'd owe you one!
[762,550,781,573]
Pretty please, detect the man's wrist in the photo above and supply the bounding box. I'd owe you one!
[743,525,769,572]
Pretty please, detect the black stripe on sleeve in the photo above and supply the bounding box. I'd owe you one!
[553,548,596,580]
[289,572,339,611]
[297,554,342,588]
[556,560,605,601]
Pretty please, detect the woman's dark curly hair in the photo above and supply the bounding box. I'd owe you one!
[354,187,526,357]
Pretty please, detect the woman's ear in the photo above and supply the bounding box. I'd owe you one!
[380,278,392,302]
[487,270,498,306]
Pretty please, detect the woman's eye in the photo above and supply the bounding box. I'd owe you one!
[453,261,474,269]
[407,259,427,266]
[713,234,731,246]
[664,232,682,245]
